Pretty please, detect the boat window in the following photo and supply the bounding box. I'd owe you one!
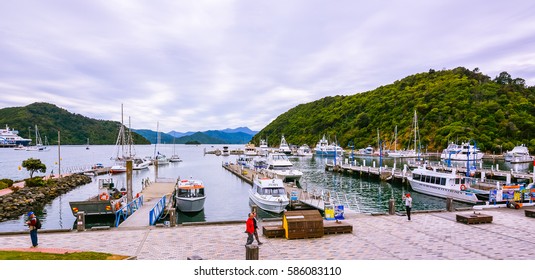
[440,178,446,185]
[461,178,465,184]
[425,176,431,183]
[413,174,421,180]
[455,178,460,184]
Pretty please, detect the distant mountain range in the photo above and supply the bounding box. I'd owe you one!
[133,127,258,144]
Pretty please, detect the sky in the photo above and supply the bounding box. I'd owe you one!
[1,0,535,133]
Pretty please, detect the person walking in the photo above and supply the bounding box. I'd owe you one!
[245,213,255,246]
[402,193,412,221]
[252,212,263,245]
[26,212,38,248]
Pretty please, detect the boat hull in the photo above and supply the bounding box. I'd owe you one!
[248,190,289,213]
[176,196,206,212]
[407,179,480,204]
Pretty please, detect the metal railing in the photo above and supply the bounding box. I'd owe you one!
[114,195,144,227]
[149,195,167,226]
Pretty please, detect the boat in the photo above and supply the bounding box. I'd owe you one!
[154,153,170,165]
[504,144,533,163]
[244,143,257,156]
[314,135,344,156]
[86,138,90,150]
[69,177,128,219]
[222,146,230,156]
[249,176,289,213]
[258,139,270,155]
[175,178,206,212]
[440,141,484,161]
[407,166,485,204]
[169,137,182,162]
[264,152,303,182]
[26,125,49,151]
[0,125,32,147]
[296,144,313,156]
[387,112,421,158]
[109,106,136,173]
[132,157,150,170]
[153,122,169,165]
[278,135,292,155]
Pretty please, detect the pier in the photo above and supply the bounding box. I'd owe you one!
[118,177,176,228]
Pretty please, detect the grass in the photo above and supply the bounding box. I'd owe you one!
[0,250,129,260]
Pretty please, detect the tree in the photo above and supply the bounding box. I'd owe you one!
[22,158,46,178]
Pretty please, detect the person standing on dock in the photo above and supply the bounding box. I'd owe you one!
[402,193,412,221]
[252,212,263,245]
[26,212,38,247]
[245,213,255,246]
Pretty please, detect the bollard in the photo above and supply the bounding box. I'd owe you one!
[388,199,395,215]
[446,197,454,212]
[76,211,86,231]
[245,244,259,260]
[251,205,258,214]
[169,208,176,227]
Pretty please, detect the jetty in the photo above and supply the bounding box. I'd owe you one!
[117,177,176,228]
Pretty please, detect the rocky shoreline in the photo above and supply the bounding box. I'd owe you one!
[0,174,92,222]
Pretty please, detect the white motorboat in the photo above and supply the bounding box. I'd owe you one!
[314,135,344,157]
[249,176,289,213]
[278,135,292,155]
[441,142,484,161]
[169,155,182,162]
[407,166,485,204]
[264,152,303,182]
[296,144,313,156]
[154,153,170,165]
[258,139,270,156]
[244,143,257,156]
[504,144,533,163]
[175,178,206,212]
[132,157,150,170]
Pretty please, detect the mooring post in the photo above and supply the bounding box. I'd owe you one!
[245,244,259,260]
[76,211,85,231]
[169,208,176,227]
[446,197,454,212]
[388,199,395,215]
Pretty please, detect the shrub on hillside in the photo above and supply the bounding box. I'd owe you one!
[24,177,45,188]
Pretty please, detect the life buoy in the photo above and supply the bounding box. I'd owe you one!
[100,192,109,200]
[136,193,140,198]
[115,202,121,211]
[460,184,467,191]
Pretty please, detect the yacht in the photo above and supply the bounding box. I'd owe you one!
[249,176,289,213]
[314,135,344,157]
[440,142,484,161]
[407,166,485,204]
[296,144,313,156]
[258,139,270,156]
[244,143,257,156]
[504,144,533,163]
[0,125,32,147]
[132,157,151,170]
[278,135,292,155]
[154,153,170,165]
[175,178,206,212]
[264,152,303,182]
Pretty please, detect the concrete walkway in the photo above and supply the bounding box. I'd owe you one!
[1,207,534,260]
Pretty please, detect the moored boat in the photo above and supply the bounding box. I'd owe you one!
[249,176,289,213]
[296,144,313,156]
[0,125,32,147]
[504,144,533,163]
[314,135,344,157]
[69,178,128,219]
[264,152,303,182]
[278,135,292,155]
[175,178,206,212]
[440,142,484,161]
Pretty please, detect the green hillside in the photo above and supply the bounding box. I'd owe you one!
[0,103,150,145]
[252,67,535,153]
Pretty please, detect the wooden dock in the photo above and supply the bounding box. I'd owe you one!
[118,178,177,228]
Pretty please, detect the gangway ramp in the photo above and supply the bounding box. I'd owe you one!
[119,178,177,228]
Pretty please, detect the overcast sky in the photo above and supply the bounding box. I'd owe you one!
[1,0,534,133]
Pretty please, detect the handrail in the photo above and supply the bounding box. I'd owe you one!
[149,195,167,225]
[114,195,144,227]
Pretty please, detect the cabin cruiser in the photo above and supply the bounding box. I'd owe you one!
[133,157,151,170]
[249,176,289,213]
[504,144,533,163]
[440,142,484,161]
[244,143,257,156]
[175,178,206,212]
[264,152,303,182]
[314,135,344,156]
[278,135,292,155]
[258,139,270,156]
[296,144,313,156]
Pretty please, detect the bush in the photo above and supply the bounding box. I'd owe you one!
[0,179,13,188]
[0,181,7,190]
[24,177,46,188]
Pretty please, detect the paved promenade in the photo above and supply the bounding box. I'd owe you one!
[0,207,534,260]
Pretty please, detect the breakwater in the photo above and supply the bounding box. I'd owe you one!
[0,174,92,222]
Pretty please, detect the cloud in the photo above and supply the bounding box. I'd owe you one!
[1,0,534,132]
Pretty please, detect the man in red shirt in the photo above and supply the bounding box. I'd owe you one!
[26,212,38,248]
[245,213,254,246]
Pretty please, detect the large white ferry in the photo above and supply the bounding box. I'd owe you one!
[407,166,485,204]
[0,125,32,147]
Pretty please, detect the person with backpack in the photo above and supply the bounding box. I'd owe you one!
[26,211,39,248]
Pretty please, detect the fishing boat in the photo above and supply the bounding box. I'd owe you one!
[407,166,486,204]
[249,176,289,213]
[69,177,127,219]
[278,135,292,155]
[264,152,303,182]
[504,144,533,163]
[175,178,206,212]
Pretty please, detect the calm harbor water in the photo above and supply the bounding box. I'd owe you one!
[0,144,531,232]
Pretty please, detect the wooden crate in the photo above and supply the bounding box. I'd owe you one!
[323,222,353,234]
[262,225,285,238]
[283,210,324,239]
[456,213,493,224]
[525,209,535,218]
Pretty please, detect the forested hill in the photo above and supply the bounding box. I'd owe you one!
[0,102,150,145]
[252,67,535,153]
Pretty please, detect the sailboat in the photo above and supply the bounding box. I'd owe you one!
[153,122,169,165]
[169,137,182,162]
[109,105,133,174]
[26,125,50,152]
[387,111,420,158]
[86,138,90,150]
